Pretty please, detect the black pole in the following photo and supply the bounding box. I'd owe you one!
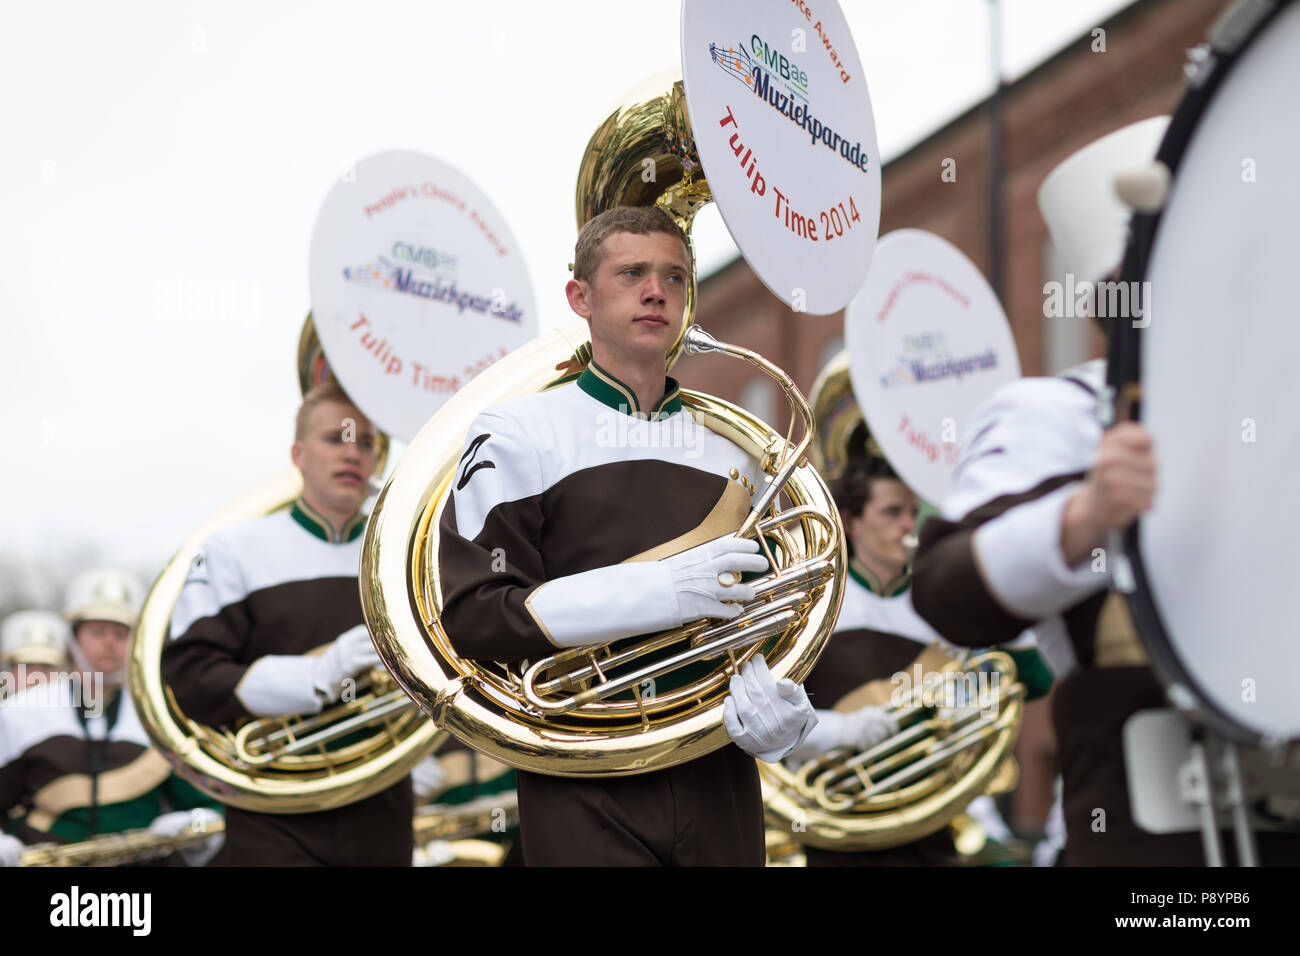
[987,0,1006,302]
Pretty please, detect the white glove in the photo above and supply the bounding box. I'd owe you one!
[663,535,769,622]
[411,755,448,801]
[529,534,770,649]
[310,624,383,705]
[841,705,898,751]
[148,808,224,867]
[413,839,457,868]
[786,704,898,764]
[237,624,382,717]
[0,833,24,867]
[723,654,817,762]
[965,794,1014,843]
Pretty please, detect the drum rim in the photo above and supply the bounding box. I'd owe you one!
[1110,0,1296,747]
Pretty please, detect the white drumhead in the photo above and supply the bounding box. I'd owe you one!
[1139,2,1300,741]
[845,229,1020,505]
[681,0,880,315]
[309,151,537,442]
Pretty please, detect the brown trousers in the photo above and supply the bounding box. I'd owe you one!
[515,744,764,866]
[211,780,414,866]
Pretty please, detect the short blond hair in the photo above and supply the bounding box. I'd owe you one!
[573,206,691,283]
[295,380,363,441]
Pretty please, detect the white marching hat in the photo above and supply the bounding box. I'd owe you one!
[1037,116,1170,282]
[2,609,72,667]
[63,567,145,629]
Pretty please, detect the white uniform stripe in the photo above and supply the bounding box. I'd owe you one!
[943,377,1100,521]
[170,510,362,638]
[0,682,151,766]
[451,384,761,544]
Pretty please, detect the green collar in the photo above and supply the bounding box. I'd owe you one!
[577,361,682,420]
[849,557,910,598]
[291,497,366,544]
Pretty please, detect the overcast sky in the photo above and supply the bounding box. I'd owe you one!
[1,0,1136,582]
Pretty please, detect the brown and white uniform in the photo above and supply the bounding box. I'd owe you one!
[0,681,213,848]
[438,363,767,866]
[162,500,413,865]
[911,362,1298,865]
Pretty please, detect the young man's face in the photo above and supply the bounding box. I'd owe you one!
[566,230,690,366]
[846,478,919,579]
[75,620,131,675]
[291,399,378,518]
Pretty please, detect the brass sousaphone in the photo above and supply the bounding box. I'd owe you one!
[363,0,898,778]
[127,317,442,813]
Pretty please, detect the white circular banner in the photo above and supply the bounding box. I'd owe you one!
[309,151,537,442]
[682,0,880,315]
[846,229,1021,505]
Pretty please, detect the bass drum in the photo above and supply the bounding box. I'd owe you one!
[1112,0,1300,746]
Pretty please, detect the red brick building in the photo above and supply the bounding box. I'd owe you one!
[679,0,1225,831]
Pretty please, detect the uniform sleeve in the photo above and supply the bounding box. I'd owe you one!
[437,410,557,663]
[0,714,23,819]
[161,535,260,726]
[912,379,1109,648]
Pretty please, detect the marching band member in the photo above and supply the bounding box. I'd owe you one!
[0,571,222,867]
[437,206,817,865]
[2,609,71,689]
[1,609,70,866]
[787,454,943,865]
[162,380,439,865]
[788,452,1051,866]
[909,119,1298,865]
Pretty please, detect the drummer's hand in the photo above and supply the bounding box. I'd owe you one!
[1062,423,1156,565]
